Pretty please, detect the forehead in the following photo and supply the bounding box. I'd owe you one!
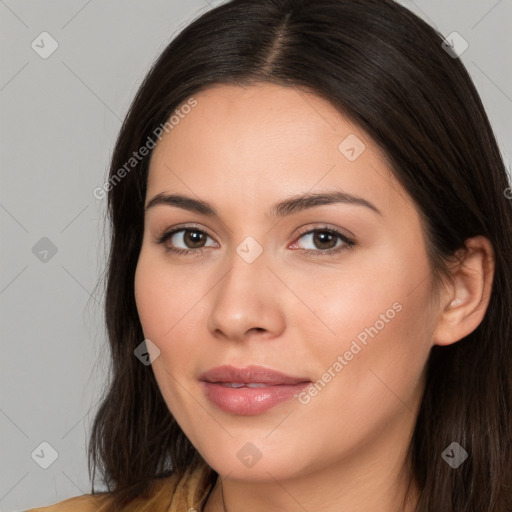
[153,82,367,160]
[146,82,416,221]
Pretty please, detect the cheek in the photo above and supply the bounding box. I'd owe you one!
[133,249,213,399]
[134,258,166,340]
[134,249,202,341]
[300,240,433,398]
[134,253,203,412]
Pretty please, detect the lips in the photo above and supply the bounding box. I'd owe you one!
[198,364,310,386]
[198,365,311,415]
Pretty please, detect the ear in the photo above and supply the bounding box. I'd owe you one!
[432,235,495,346]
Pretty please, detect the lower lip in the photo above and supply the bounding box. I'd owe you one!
[201,381,310,415]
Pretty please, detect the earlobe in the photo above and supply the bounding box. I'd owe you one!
[432,235,495,347]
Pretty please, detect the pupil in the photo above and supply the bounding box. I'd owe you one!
[315,231,334,249]
[186,230,204,248]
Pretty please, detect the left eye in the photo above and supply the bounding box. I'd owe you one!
[293,228,353,252]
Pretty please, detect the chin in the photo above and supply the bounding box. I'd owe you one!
[198,438,315,482]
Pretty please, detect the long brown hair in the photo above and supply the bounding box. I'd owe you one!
[88,0,512,510]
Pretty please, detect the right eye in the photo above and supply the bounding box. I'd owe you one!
[155,226,218,255]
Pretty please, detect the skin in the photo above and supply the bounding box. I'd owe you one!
[134,82,495,512]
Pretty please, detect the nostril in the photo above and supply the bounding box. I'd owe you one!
[248,327,265,334]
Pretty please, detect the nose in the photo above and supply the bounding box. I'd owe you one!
[206,247,286,343]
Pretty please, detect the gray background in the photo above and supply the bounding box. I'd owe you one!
[1,1,511,510]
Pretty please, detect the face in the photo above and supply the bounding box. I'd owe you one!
[134,83,438,482]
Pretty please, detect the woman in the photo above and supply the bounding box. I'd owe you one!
[27,0,512,510]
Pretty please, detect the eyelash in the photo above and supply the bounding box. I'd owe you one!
[154,224,355,258]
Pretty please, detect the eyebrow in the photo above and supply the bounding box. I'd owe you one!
[145,190,382,217]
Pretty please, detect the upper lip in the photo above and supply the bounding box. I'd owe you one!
[198,365,310,385]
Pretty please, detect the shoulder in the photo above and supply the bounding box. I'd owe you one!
[24,492,107,511]
[22,476,179,511]
[24,462,215,511]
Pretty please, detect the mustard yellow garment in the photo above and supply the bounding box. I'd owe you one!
[25,460,215,512]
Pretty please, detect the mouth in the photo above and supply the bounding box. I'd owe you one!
[198,364,310,385]
[214,382,273,388]
[198,365,311,415]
